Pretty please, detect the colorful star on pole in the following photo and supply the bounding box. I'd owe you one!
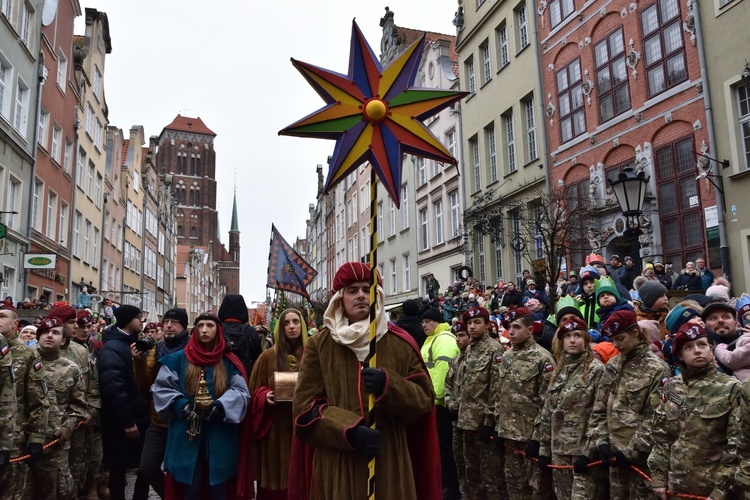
[279,20,467,207]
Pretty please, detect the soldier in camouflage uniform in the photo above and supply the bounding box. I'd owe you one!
[0,332,17,471]
[444,321,470,496]
[0,299,50,500]
[538,316,606,500]
[738,375,750,490]
[28,317,87,500]
[648,323,742,500]
[457,306,504,499]
[486,307,555,500]
[586,309,670,500]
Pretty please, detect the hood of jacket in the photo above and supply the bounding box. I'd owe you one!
[218,294,249,323]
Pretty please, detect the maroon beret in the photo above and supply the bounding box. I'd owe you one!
[672,323,709,357]
[37,316,64,337]
[501,307,533,329]
[463,306,490,323]
[49,303,76,323]
[600,309,638,338]
[556,317,590,338]
[451,321,467,334]
[0,298,16,312]
[332,262,382,293]
[76,310,92,326]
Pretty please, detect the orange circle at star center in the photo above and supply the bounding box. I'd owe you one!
[363,99,388,122]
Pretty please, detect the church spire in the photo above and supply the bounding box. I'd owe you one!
[230,187,239,233]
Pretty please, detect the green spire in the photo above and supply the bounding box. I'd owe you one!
[230,189,239,232]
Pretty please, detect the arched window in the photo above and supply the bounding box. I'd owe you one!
[189,189,195,206]
[195,191,200,206]
[177,225,183,236]
[190,155,196,176]
[190,226,197,238]
[195,158,201,176]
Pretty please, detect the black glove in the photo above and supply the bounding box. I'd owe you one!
[537,455,552,472]
[494,435,505,452]
[297,401,326,426]
[0,450,9,469]
[611,450,631,468]
[361,368,386,395]
[27,443,44,466]
[346,425,381,455]
[180,401,196,420]
[204,402,225,422]
[479,425,495,443]
[573,455,591,474]
[597,444,612,466]
[525,440,540,458]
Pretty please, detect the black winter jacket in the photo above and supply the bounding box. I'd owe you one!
[395,315,427,348]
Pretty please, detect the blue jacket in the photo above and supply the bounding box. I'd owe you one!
[155,351,250,486]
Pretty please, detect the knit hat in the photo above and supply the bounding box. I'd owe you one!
[737,294,750,328]
[638,281,668,309]
[600,309,638,338]
[163,308,189,329]
[592,342,619,363]
[555,295,583,323]
[114,305,141,327]
[0,298,16,311]
[594,276,620,301]
[332,262,381,293]
[705,285,730,301]
[638,319,661,343]
[37,316,64,337]
[610,254,621,263]
[19,325,37,337]
[701,300,736,320]
[76,310,92,327]
[665,305,701,334]
[451,321,466,334]
[586,253,605,266]
[194,312,221,327]
[48,303,76,323]
[672,323,709,358]
[420,308,443,323]
[556,317,589,339]
[526,279,536,286]
[402,299,420,317]
[501,307,533,329]
[578,266,600,283]
[218,294,249,323]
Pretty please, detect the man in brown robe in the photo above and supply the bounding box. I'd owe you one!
[291,262,439,500]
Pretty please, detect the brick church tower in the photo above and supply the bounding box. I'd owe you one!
[156,114,240,294]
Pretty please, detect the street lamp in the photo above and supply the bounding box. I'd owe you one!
[609,166,649,268]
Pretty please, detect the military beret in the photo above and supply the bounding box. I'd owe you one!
[672,323,709,357]
[450,321,466,334]
[556,317,590,339]
[600,309,638,338]
[501,307,533,329]
[37,316,64,337]
[462,306,490,323]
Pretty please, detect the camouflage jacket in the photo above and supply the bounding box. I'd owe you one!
[7,332,50,449]
[586,342,670,459]
[38,349,87,449]
[738,377,750,489]
[456,333,500,431]
[487,336,555,441]
[0,335,17,451]
[538,352,604,456]
[647,365,741,499]
[63,340,101,417]
[444,350,466,418]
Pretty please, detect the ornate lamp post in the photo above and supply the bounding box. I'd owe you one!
[609,166,649,269]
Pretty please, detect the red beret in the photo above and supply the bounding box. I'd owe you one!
[501,307,533,329]
[37,316,64,336]
[600,309,638,338]
[145,322,158,331]
[0,298,15,312]
[556,317,589,338]
[49,303,76,323]
[76,310,92,326]
[332,262,382,293]
[451,321,466,334]
[672,323,709,357]
[462,306,490,323]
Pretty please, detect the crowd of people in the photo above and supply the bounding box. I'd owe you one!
[3,256,750,499]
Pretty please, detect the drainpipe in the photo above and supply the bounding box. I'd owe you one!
[454,102,470,266]
[692,0,730,278]
[98,192,108,294]
[120,178,129,305]
[23,53,46,300]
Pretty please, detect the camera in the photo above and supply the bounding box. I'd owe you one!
[135,337,157,352]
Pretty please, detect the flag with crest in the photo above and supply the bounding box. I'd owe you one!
[266,224,317,299]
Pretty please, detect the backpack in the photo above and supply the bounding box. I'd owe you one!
[222,322,262,375]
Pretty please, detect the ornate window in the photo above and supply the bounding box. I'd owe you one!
[595,27,630,122]
[557,58,586,143]
[549,0,574,28]
[739,82,750,169]
[641,0,687,97]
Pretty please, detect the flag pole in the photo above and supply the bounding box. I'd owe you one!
[366,167,378,499]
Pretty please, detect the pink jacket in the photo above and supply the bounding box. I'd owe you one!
[714,334,750,382]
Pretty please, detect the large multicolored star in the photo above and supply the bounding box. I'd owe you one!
[279,21,467,207]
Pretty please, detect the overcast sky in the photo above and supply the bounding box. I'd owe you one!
[76,0,458,303]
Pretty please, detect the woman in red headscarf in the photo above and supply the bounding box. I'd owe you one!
[249,308,307,499]
[153,313,253,499]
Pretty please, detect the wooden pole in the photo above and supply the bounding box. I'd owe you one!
[366,167,378,499]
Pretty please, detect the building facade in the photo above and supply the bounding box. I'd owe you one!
[537,0,716,272]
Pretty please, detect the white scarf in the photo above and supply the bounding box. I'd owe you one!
[324,285,388,362]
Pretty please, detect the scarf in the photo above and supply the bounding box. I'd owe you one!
[157,329,189,359]
[323,285,388,362]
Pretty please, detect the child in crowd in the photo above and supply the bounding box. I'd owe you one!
[577,266,600,329]
[635,281,670,340]
[594,276,633,329]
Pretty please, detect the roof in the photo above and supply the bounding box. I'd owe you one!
[396,27,459,78]
[120,139,129,166]
[163,114,216,137]
[141,147,148,168]
[230,191,239,232]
